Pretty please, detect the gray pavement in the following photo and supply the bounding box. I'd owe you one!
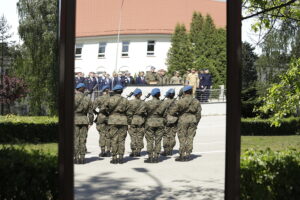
[75,115,226,200]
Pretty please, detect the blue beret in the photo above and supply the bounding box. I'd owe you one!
[151,88,160,96]
[76,83,86,89]
[112,84,123,91]
[165,88,175,96]
[133,88,142,96]
[101,85,110,91]
[183,85,193,92]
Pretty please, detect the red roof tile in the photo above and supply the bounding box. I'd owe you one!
[76,0,226,38]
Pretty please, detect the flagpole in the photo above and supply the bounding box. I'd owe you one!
[115,0,125,73]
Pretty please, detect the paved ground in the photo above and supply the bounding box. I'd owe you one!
[75,115,226,200]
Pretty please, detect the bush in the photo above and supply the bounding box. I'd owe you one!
[240,149,300,200]
[241,117,300,136]
[0,147,58,199]
[0,115,58,143]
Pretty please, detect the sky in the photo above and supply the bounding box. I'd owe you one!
[0,0,261,53]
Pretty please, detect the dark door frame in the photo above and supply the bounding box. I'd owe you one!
[58,0,241,199]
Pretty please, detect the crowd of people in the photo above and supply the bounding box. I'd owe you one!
[75,66,213,101]
[74,83,202,164]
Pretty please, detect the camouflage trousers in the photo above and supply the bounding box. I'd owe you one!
[163,124,177,152]
[108,125,128,156]
[177,123,197,154]
[145,126,164,156]
[128,125,145,152]
[96,123,110,151]
[74,125,88,159]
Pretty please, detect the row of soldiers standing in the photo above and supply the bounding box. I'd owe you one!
[74,82,202,164]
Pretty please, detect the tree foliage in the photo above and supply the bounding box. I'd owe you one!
[256,58,300,126]
[167,24,194,75]
[242,42,258,89]
[167,12,226,87]
[14,0,58,115]
[243,0,300,31]
[0,75,28,104]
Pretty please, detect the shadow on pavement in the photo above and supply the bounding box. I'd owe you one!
[75,170,224,200]
[123,156,139,163]
[85,156,103,164]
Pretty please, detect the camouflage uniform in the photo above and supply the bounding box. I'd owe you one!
[145,98,168,162]
[169,95,201,160]
[145,71,158,84]
[157,75,169,85]
[102,94,132,163]
[74,91,94,163]
[128,98,147,156]
[170,76,183,84]
[162,98,178,155]
[93,93,110,156]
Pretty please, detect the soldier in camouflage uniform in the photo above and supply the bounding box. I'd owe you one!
[161,89,177,156]
[93,85,111,157]
[145,66,158,84]
[74,83,94,164]
[168,85,202,161]
[157,69,169,85]
[128,88,147,157]
[101,84,132,164]
[144,88,168,163]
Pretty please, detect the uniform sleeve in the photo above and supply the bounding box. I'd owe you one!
[87,99,94,125]
[169,100,180,116]
[195,101,202,123]
[126,99,134,125]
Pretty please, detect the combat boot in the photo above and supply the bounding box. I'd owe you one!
[175,154,184,162]
[136,151,141,157]
[168,150,173,155]
[144,156,153,163]
[153,155,159,163]
[74,158,79,164]
[79,157,85,164]
[185,153,192,161]
[160,151,168,156]
[110,156,118,164]
[118,155,124,164]
[106,151,111,157]
[129,151,135,157]
[99,148,107,157]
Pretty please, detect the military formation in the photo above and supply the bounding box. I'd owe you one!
[74,82,202,164]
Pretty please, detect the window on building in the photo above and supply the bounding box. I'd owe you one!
[98,42,106,58]
[147,40,155,56]
[121,41,130,57]
[75,44,83,58]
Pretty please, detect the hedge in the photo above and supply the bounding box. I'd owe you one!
[0,147,58,200]
[241,117,300,136]
[0,115,58,143]
[240,149,300,200]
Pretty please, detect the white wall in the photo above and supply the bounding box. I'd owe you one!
[75,34,171,76]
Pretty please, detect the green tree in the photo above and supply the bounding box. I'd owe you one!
[190,12,205,56]
[14,0,58,115]
[243,0,300,31]
[167,24,194,75]
[256,58,300,126]
[241,42,258,89]
[190,13,226,86]
[0,15,13,115]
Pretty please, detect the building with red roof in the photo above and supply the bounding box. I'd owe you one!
[75,0,226,75]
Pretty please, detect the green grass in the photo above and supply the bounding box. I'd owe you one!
[1,136,299,155]
[241,135,300,152]
[0,143,58,155]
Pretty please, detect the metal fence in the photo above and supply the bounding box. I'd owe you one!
[91,87,226,104]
